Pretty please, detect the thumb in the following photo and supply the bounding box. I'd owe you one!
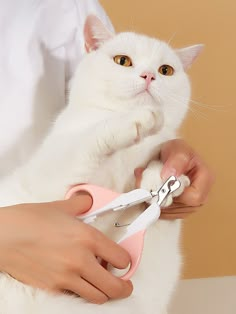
[160,139,195,180]
[63,191,93,216]
[161,153,190,180]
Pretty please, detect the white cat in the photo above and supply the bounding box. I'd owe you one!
[0,15,203,314]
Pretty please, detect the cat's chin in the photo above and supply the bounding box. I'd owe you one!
[134,90,158,106]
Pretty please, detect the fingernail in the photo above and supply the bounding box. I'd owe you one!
[161,167,177,180]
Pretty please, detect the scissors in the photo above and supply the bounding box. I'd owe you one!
[65,176,181,280]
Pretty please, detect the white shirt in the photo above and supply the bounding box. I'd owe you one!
[0,0,113,177]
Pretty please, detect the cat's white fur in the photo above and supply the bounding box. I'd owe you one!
[0,15,203,314]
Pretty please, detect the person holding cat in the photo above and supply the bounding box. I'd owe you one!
[0,0,214,307]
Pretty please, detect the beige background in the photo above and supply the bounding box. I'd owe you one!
[100,0,236,279]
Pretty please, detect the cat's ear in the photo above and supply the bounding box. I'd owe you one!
[176,44,204,70]
[84,15,114,52]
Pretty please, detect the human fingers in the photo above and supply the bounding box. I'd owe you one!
[160,160,213,218]
[69,221,133,299]
[160,139,214,209]
[134,166,196,219]
[160,139,195,180]
[174,161,215,206]
[160,211,195,219]
[76,227,133,299]
[80,254,133,300]
[65,276,109,304]
[50,192,93,216]
[160,203,198,219]
[92,229,131,270]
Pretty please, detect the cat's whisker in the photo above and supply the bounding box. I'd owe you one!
[161,78,225,108]
[160,83,227,121]
[189,99,230,112]
[189,107,209,121]
[188,107,203,121]
[163,91,209,121]
[165,86,229,112]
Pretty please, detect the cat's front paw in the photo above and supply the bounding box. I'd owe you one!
[95,107,163,156]
[134,107,163,141]
[161,174,190,207]
[140,161,190,207]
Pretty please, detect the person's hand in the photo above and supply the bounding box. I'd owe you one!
[0,195,133,304]
[135,139,214,219]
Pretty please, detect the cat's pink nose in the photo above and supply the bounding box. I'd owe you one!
[140,72,155,87]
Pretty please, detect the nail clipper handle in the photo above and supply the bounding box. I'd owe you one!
[118,230,145,281]
[65,184,120,217]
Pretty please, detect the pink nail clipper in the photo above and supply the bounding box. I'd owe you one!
[65,176,181,280]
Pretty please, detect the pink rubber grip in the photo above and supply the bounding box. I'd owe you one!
[119,230,145,280]
[66,184,145,280]
[65,184,120,217]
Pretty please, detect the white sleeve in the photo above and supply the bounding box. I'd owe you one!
[64,0,114,83]
[74,0,114,32]
[39,0,115,88]
[0,0,114,173]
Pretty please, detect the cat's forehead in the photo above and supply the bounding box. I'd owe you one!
[101,32,178,63]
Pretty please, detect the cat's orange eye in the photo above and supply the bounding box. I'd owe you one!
[158,65,174,76]
[113,55,132,67]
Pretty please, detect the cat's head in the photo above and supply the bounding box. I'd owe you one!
[69,15,203,129]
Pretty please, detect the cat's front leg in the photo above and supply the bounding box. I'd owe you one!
[51,107,163,185]
[64,107,163,188]
[8,106,163,203]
